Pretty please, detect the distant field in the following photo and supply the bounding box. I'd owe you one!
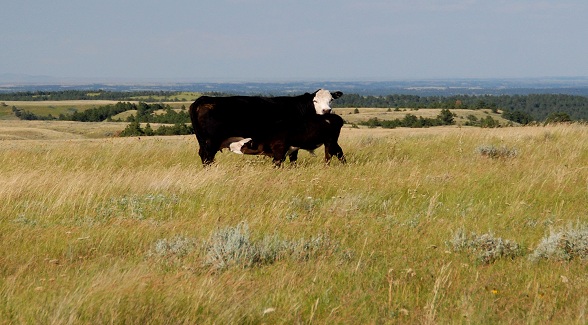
[336,107,511,126]
[0,120,128,139]
[0,100,125,120]
[1,121,588,323]
[0,100,194,121]
[2,99,510,126]
[129,91,201,102]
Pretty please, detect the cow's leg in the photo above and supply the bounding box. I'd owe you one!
[199,147,215,165]
[199,140,219,166]
[333,143,346,163]
[270,142,288,167]
[324,143,346,165]
[287,147,299,164]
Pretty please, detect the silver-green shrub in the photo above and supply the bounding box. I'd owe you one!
[203,222,256,270]
[202,222,335,270]
[476,145,518,159]
[530,224,588,262]
[150,235,196,258]
[450,228,522,264]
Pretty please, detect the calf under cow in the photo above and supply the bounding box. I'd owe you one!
[189,89,344,166]
[223,113,346,164]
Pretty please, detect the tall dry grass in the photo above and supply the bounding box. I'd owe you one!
[1,124,588,323]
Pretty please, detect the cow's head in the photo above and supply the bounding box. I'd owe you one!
[313,89,343,115]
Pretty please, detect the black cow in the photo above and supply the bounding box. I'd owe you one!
[189,89,342,166]
[229,113,346,165]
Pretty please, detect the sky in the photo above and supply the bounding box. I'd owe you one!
[2,0,588,82]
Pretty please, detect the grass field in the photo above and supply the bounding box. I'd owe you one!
[0,100,193,121]
[337,107,511,126]
[0,101,122,120]
[1,120,588,323]
[128,91,201,102]
[0,120,128,139]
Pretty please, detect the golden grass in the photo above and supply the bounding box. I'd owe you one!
[0,120,127,139]
[1,122,588,323]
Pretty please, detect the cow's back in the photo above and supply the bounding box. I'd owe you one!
[190,95,306,141]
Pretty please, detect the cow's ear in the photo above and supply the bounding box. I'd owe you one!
[331,91,343,99]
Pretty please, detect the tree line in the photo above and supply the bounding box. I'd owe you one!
[359,109,457,128]
[332,93,588,122]
[118,103,193,137]
[119,120,193,137]
[0,90,189,102]
[12,101,190,123]
[11,101,193,136]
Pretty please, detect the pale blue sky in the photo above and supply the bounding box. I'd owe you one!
[2,0,588,82]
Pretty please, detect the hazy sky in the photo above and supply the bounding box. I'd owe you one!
[2,0,588,82]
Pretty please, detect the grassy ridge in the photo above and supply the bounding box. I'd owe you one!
[0,101,193,121]
[337,107,512,126]
[1,125,588,323]
[0,100,122,120]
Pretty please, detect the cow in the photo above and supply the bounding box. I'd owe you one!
[225,113,346,165]
[189,89,343,166]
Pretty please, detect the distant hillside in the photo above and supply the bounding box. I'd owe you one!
[337,108,511,127]
[3,89,588,122]
[3,78,588,96]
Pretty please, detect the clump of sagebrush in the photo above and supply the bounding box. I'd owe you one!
[530,224,588,262]
[202,222,335,271]
[476,144,518,159]
[148,235,196,258]
[450,228,523,264]
[202,222,267,270]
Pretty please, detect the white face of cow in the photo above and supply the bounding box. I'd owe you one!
[313,89,335,115]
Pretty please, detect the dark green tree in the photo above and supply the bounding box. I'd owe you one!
[144,123,154,136]
[503,110,534,125]
[437,109,455,125]
[544,112,572,124]
[119,119,144,137]
[480,116,500,128]
[402,114,419,127]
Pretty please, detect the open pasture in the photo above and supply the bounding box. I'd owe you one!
[337,107,511,126]
[0,100,193,121]
[0,100,122,120]
[128,91,201,102]
[1,123,588,323]
[0,120,128,140]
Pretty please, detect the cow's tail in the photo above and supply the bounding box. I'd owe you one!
[189,97,205,140]
[189,97,217,165]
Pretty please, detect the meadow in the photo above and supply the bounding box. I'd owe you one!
[0,101,120,120]
[0,100,193,121]
[1,120,588,324]
[336,107,511,126]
